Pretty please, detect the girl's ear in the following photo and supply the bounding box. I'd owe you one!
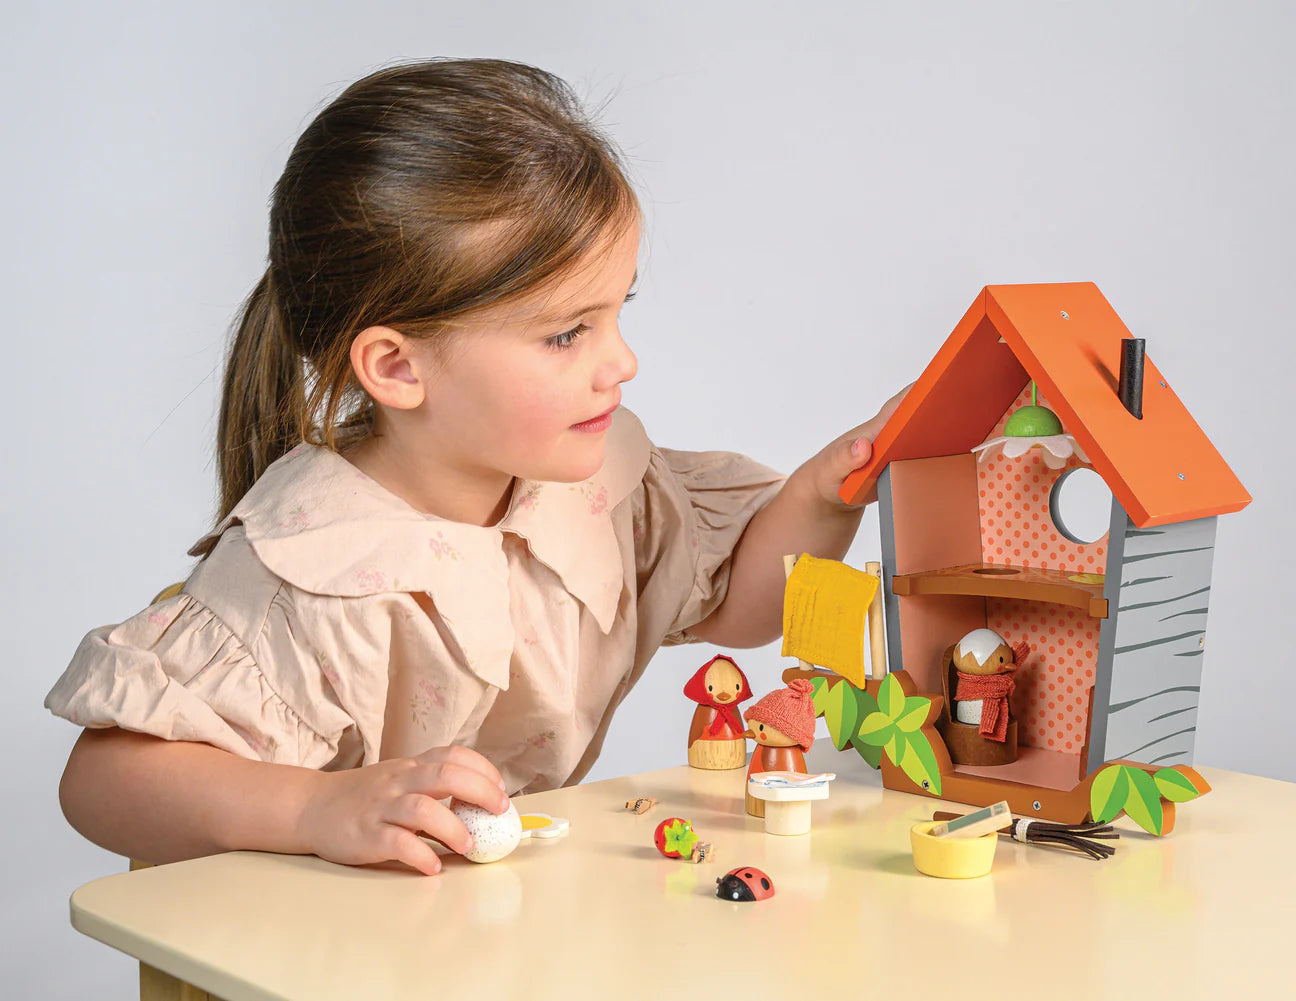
[350,326,426,410]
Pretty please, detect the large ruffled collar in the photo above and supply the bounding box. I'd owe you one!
[188,408,652,690]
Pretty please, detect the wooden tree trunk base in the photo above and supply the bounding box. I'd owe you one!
[939,718,1019,765]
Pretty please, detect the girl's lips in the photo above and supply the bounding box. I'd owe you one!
[571,406,617,431]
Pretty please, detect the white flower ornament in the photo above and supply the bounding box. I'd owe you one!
[972,395,1089,471]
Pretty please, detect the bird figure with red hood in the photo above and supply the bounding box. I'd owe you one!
[742,679,817,818]
[684,654,753,770]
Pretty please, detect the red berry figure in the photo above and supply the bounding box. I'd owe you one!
[653,817,699,859]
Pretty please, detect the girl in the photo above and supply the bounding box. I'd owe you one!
[47,58,903,877]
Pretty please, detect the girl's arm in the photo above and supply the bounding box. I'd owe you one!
[60,727,321,863]
[59,726,509,875]
[686,387,909,649]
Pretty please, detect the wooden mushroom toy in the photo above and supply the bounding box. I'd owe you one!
[746,771,836,835]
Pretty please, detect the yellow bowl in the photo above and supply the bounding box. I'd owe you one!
[910,821,998,878]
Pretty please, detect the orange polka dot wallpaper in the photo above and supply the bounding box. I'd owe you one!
[977,386,1108,752]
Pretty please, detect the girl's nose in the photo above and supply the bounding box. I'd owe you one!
[618,338,639,384]
[598,328,638,388]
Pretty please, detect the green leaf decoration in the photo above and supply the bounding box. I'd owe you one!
[896,730,943,796]
[855,687,882,721]
[664,820,699,856]
[895,695,932,734]
[885,732,903,766]
[857,711,894,747]
[1090,764,1130,824]
[1154,768,1203,803]
[1122,768,1165,835]
[809,675,830,715]
[823,679,862,751]
[853,738,883,769]
[878,673,905,719]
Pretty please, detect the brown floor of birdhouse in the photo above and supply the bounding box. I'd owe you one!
[952,745,1083,791]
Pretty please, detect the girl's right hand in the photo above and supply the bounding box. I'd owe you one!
[298,745,510,875]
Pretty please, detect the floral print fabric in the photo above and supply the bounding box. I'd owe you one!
[45,408,787,794]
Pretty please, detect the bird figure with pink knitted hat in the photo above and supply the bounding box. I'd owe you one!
[742,679,817,818]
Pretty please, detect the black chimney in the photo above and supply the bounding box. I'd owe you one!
[1118,338,1145,419]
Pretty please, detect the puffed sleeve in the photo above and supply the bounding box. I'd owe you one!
[632,444,787,645]
[44,589,354,769]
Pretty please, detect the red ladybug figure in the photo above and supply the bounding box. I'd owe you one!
[715,866,775,902]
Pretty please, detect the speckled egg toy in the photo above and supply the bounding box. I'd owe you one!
[451,798,523,864]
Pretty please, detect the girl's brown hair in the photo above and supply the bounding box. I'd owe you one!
[215,58,639,524]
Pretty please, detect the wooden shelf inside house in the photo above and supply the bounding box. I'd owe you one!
[891,563,1108,618]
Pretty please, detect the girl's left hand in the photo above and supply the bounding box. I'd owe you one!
[794,384,911,510]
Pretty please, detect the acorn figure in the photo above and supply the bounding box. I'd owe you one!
[951,628,1029,742]
[684,654,753,770]
[742,680,816,818]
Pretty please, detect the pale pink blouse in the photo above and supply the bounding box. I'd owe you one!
[45,408,786,794]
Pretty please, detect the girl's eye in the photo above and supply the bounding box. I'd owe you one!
[545,323,590,351]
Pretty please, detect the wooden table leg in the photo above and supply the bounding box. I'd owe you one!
[129,859,217,1001]
[140,962,216,1001]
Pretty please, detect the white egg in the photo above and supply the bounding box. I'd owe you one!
[451,798,523,864]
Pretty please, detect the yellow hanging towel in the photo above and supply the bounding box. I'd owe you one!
[781,554,879,687]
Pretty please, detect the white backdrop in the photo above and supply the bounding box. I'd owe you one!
[6,2,1293,997]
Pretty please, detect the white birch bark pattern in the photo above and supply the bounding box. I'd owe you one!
[1097,515,1217,766]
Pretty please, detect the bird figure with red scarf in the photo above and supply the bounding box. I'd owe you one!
[684,654,753,769]
[951,628,1030,742]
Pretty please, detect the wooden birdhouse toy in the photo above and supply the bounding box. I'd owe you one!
[783,283,1250,836]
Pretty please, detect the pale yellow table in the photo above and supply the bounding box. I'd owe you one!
[69,746,1291,1000]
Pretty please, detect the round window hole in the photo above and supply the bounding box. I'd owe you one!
[973,567,1020,576]
[1049,467,1112,545]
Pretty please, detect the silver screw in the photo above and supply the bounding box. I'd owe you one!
[1032,800,1042,811]
[1178,472,1186,481]
[1159,380,1167,388]
[1060,311,1070,320]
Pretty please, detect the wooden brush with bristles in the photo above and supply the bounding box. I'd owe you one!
[933,810,1119,860]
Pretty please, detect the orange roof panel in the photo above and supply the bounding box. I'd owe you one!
[840,283,1250,527]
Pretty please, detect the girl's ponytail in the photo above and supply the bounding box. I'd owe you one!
[215,270,305,523]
